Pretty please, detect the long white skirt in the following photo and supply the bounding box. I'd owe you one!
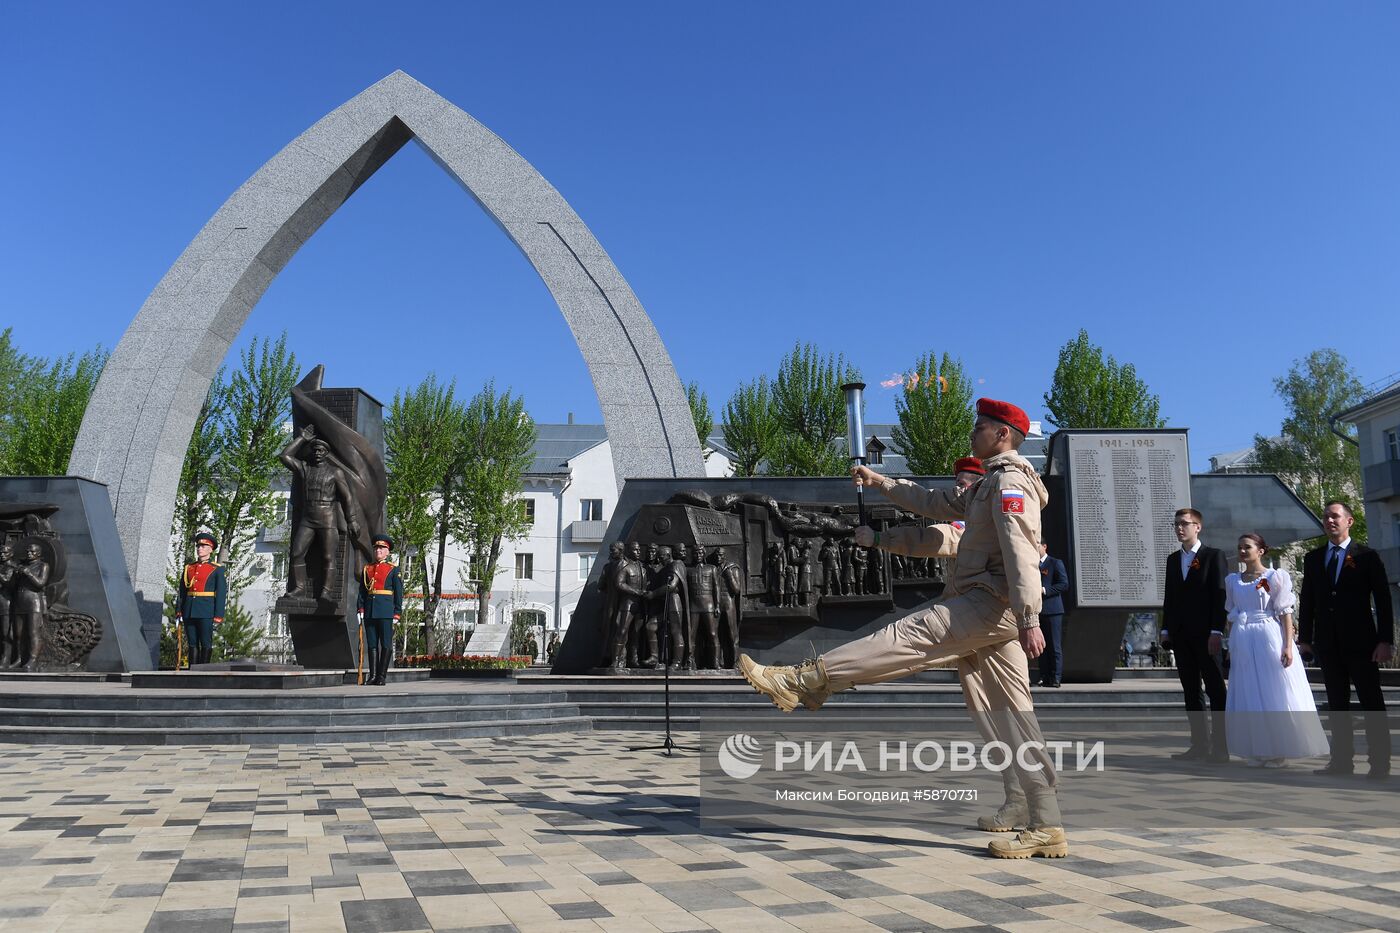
[1225,614,1329,760]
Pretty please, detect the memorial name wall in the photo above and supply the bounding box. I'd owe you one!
[1066,431,1191,607]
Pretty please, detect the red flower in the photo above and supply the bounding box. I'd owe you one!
[1345,554,1357,569]
[1190,558,1201,571]
[1255,577,1271,593]
[1040,566,1049,577]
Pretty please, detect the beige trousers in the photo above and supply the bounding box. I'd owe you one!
[820,587,1059,819]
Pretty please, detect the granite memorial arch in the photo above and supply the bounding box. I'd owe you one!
[69,70,705,653]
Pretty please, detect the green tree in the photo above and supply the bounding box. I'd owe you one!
[891,352,976,474]
[1043,329,1164,429]
[204,335,299,593]
[687,381,714,458]
[385,374,468,655]
[1253,348,1366,538]
[0,328,42,470]
[212,601,268,661]
[768,342,860,476]
[509,609,541,659]
[3,345,108,475]
[722,377,779,476]
[170,373,224,562]
[453,382,537,640]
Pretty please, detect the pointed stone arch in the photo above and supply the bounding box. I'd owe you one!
[69,71,704,650]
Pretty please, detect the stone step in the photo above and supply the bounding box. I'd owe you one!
[0,689,572,711]
[0,701,583,730]
[0,715,594,746]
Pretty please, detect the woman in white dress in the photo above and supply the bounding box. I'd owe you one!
[1224,533,1329,767]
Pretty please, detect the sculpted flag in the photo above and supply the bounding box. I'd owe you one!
[1001,489,1025,514]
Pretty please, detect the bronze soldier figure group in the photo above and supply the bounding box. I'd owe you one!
[0,542,49,670]
[603,542,744,672]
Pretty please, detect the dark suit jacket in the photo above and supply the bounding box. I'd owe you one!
[1039,556,1069,615]
[1298,542,1394,656]
[1162,545,1228,641]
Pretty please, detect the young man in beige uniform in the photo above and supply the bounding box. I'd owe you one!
[740,399,1066,858]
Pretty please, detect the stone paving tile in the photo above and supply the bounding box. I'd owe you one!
[0,731,1396,931]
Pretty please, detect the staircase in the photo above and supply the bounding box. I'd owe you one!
[0,686,590,745]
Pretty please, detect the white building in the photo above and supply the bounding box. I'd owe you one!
[1334,378,1400,611]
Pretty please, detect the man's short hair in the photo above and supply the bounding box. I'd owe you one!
[1323,500,1354,518]
[1175,508,1203,523]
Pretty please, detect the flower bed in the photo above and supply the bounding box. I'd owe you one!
[399,654,532,671]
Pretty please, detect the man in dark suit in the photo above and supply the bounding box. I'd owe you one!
[1035,542,1070,687]
[1299,501,1393,779]
[1161,508,1229,761]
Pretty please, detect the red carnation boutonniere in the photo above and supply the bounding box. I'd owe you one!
[1041,566,1049,578]
[1190,557,1201,572]
[1344,554,1357,570]
[1255,577,1271,593]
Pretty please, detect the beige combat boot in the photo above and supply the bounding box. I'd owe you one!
[986,826,1068,858]
[988,788,1068,858]
[738,654,834,712]
[975,792,1029,833]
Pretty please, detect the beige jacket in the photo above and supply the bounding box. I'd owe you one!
[879,450,1047,629]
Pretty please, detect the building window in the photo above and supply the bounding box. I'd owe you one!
[452,609,478,631]
[274,497,289,524]
[515,553,534,579]
[469,554,489,582]
[520,498,535,525]
[580,499,603,521]
[267,613,285,637]
[273,553,287,578]
[1387,429,1400,462]
[578,554,595,580]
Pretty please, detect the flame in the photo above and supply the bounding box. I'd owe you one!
[879,373,904,388]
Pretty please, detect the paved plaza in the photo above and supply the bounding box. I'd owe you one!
[1,731,1399,932]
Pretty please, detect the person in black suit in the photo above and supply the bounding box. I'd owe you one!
[1035,542,1070,687]
[1299,501,1394,779]
[1161,507,1230,761]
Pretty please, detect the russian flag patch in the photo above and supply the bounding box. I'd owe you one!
[1001,489,1026,514]
[951,521,966,531]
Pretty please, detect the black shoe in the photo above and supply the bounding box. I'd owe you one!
[1313,762,1354,776]
[1173,747,1208,761]
[1207,749,1231,763]
[1047,681,1061,688]
[1366,768,1391,781]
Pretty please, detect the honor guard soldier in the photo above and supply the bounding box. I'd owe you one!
[358,535,402,686]
[176,532,226,666]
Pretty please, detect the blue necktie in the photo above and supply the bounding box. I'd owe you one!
[1326,546,1341,584]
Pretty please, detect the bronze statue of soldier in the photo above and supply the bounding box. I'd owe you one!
[819,537,839,596]
[610,542,648,672]
[851,544,868,596]
[766,541,787,607]
[12,544,49,670]
[840,537,856,595]
[713,547,743,669]
[795,539,813,606]
[279,425,361,600]
[599,541,625,667]
[651,544,688,669]
[686,544,721,670]
[638,543,665,667]
[784,542,800,607]
[0,544,14,668]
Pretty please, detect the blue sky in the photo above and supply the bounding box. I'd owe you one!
[3,1,1398,470]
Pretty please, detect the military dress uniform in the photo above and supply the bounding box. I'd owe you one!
[357,535,402,686]
[176,533,227,666]
[740,399,1066,858]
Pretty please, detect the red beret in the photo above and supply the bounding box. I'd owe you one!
[953,456,984,475]
[976,398,1030,436]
